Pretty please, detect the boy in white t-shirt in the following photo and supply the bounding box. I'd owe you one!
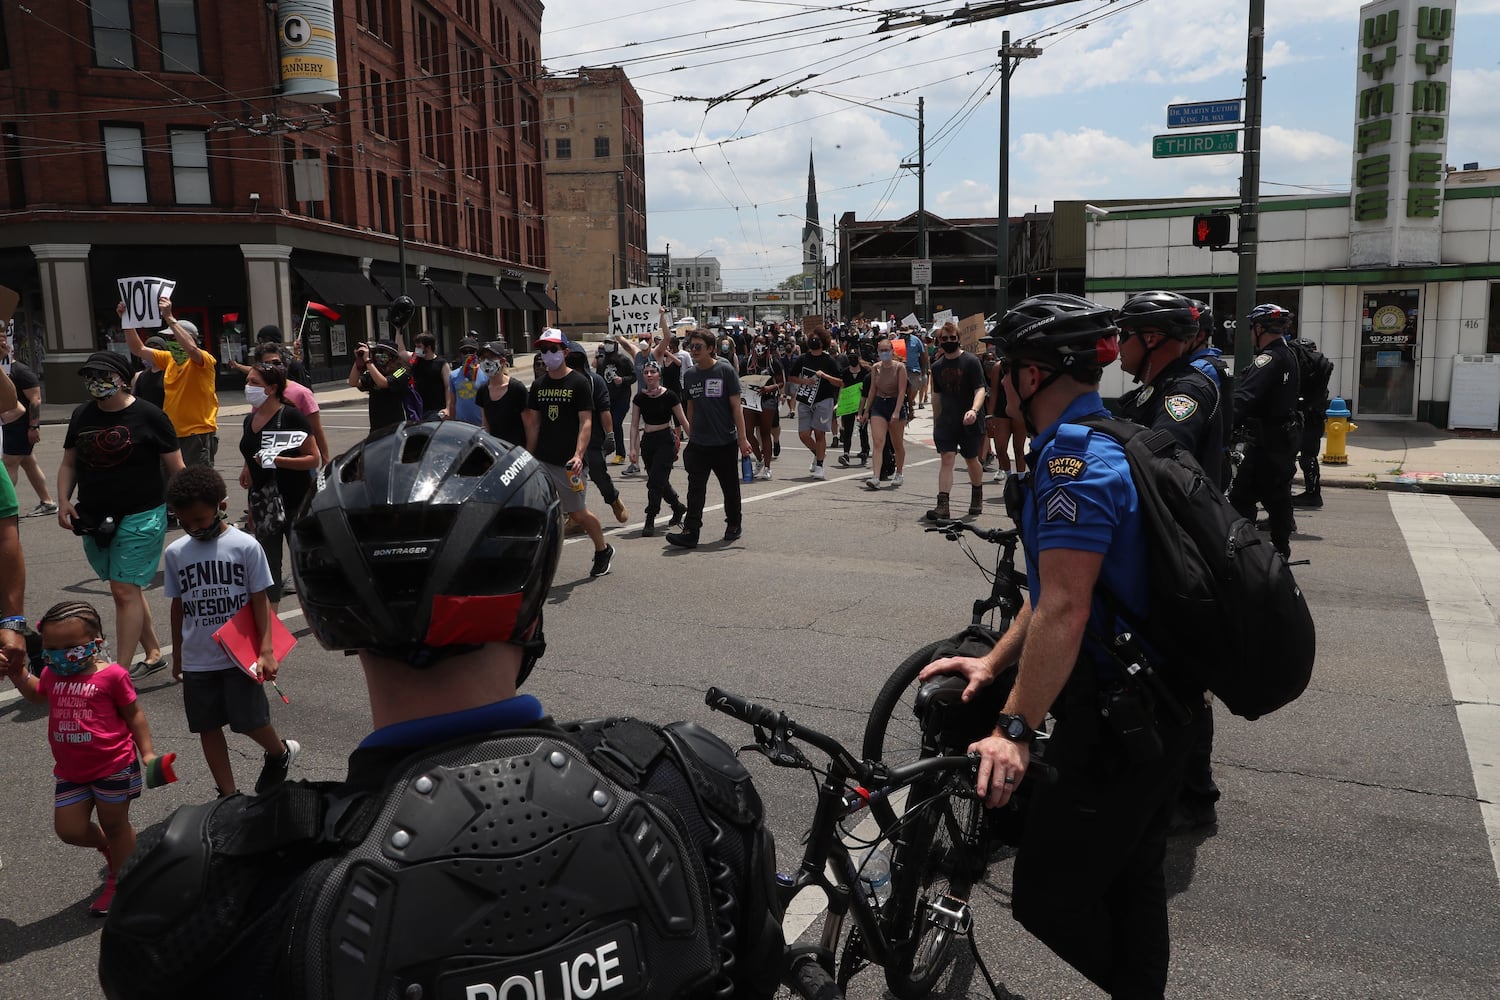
[163,465,301,797]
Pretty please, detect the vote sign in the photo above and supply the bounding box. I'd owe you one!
[118,277,177,328]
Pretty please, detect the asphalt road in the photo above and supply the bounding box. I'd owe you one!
[1,402,1497,999]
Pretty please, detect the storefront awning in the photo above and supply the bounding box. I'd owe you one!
[497,283,531,311]
[369,266,434,307]
[292,266,389,307]
[527,288,558,311]
[466,282,512,310]
[427,279,483,309]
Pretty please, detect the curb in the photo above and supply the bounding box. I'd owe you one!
[1321,476,1500,499]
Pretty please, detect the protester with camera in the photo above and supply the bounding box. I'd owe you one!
[56,352,182,679]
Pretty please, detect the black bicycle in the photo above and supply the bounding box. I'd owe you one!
[707,686,1046,999]
[862,521,1029,833]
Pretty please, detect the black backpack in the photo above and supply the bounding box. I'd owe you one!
[1291,338,1334,410]
[1077,417,1316,720]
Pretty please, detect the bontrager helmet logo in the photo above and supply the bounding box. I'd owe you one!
[499,451,535,487]
[370,544,432,559]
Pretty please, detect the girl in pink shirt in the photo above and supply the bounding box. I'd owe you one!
[4,601,163,916]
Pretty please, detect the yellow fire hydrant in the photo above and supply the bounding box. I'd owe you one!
[1322,397,1357,465]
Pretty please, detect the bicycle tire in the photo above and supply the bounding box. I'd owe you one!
[784,955,843,1000]
[862,639,947,831]
[880,773,977,1000]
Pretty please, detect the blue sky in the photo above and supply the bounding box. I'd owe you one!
[542,1,1500,290]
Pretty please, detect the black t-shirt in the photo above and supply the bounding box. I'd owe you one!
[287,357,311,388]
[481,379,528,448]
[526,370,593,466]
[5,360,39,405]
[597,353,635,404]
[633,388,679,426]
[930,351,986,427]
[410,356,448,415]
[362,361,415,430]
[796,352,840,404]
[63,398,179,516]
[585,370,610,448]
[238,404,315,515]
[133,367,166,409]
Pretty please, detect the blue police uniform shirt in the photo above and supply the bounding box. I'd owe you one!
[1189,345,1224,387]
[1021,391,1149,673]
[359,693,546,749]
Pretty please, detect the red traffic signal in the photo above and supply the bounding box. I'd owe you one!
[1192,214,1232,248]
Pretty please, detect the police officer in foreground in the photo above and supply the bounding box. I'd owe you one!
[1116,291,1227,488]
[99,420,784,999]
[919,293,1197,1000]
[1229,304,1301,559]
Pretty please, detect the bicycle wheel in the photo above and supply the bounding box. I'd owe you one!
[880,775,978,1000]
[862,640,947,831]
[784,954,843,999]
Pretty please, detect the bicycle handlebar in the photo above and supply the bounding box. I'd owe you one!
[925,519,1019,546]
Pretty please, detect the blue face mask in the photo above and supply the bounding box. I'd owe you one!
[43,640,102,676]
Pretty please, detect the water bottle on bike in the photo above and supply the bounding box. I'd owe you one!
[858,846,893,907]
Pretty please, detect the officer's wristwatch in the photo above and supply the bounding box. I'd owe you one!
[995,712,1035,745]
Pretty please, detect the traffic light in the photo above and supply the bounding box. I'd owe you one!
[1192,214,1232,248]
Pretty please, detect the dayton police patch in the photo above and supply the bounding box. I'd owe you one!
[1047,455,1088,480]
[1045,487,1078,523]
[1164,395,1198,422]
[1253,353,1273,368]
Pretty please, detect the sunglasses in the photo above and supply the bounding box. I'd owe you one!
[256,359,286,369]
[538,344,563,353]
[686,343,706,352]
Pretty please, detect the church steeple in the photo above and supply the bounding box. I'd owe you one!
[802,150,822,275]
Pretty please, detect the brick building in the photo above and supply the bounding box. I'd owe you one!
[0,0,555,398]
[541,66,646,336]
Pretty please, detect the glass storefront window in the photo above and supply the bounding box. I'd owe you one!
[1357,288,1420,418]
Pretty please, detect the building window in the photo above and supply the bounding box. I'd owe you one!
[595,136,609,159]
[91,0,135,68]
[103,125,147,203]
[1488,283,1500,354]
[416,6,444,75]
[158,0,199,72]
[169,129,210,204]
[555,138,571,160]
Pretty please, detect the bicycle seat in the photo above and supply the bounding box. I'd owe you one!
[912,674,1010,754]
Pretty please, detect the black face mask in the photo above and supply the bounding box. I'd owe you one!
[941,341,961,354]
[808,340,822,351]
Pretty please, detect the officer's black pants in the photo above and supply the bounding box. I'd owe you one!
[1012,697,1192,1000]
[640,428,681,521]
[1180,700,1219,806]
[1295,416,1322,497]
[682,441,741,534]
[585,444,620,506]
[1228,443,1296,556]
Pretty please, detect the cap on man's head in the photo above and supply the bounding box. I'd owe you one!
[481,340,512,361]
[78,351,133,382]
[144,336,169,350]
[459,336,480,353]
[159,319,198,338]
[537,328,566,346]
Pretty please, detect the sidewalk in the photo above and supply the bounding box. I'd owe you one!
[37,364,1500,497]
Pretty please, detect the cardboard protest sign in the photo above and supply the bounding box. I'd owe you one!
[901,312,919,330]
[804,314,826,339]
[0,286,18,325]
[932,309,955,328]
[740,373,769,412]
[609,287,662,340]
[117,277,176,328]
[958,313,986,354]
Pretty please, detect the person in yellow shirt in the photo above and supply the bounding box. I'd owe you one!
[121,297,219,469]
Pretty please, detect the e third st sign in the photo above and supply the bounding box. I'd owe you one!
[1152,131,1239,159]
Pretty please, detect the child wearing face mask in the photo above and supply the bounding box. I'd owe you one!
[4,600,170,916]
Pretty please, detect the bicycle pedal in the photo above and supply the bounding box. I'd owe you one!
[924,894,972,934]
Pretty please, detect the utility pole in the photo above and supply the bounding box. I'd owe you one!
[917,96,927,325]
[1234,0,1265,372]
[997,30,1041,319]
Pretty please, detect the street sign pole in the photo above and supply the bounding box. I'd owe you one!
[1235,0,1265,373]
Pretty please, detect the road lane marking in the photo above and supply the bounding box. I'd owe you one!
[782,789,908,944]
[1389,493,1500,884]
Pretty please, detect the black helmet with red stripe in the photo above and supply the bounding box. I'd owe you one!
[996,293,1120,375]
[1116,290,1201,341]
[290,419,562,675]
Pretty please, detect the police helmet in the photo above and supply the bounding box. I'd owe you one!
[1189,299,1214,338]
[996,293,1120,373]
[1248,303,1294,334]
[291,420,563,671]
[1115,290,1201,341]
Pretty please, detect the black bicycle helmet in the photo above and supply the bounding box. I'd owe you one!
[290,420,563,672]
[1115,291,1201,341]
[1248,303,1294,334]
[388,294,417,331]
[997,293,1120,372]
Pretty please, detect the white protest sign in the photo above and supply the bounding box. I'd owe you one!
[796,368,818,404]
[901,312,919,330]
[256,429,309,468]
[932,309,955,328]
[609,287,662,340]
[740,374,770,412]
[117,277,177,329]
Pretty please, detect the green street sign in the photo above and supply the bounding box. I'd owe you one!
[1152,131,1238,158]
